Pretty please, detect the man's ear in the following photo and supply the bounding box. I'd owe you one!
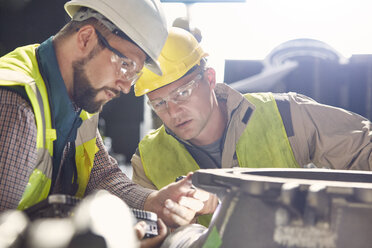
[205,68,216,89]
[76,25,97,55]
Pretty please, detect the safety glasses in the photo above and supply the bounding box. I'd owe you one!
[95,29,143,86]
[147,73,203,113]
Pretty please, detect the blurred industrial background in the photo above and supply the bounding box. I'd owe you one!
[1,0,371,170]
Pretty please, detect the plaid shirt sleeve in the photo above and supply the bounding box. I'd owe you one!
[0,88,154,212]
[0,88,38,212]
[86,130,154,210]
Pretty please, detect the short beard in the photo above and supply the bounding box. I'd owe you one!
[71,45,119,113]
[72,61,104,113]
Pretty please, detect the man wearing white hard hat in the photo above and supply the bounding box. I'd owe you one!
[0,0,209,246]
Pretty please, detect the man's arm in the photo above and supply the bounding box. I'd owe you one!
[86,131,154,209]
[0,88,38,211]
[87,132,209,228]
[285,92,372,170]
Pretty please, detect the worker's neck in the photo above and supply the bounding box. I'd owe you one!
[189,97,227,147]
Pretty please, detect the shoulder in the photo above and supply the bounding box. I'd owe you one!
[271,92,319,104]
[141,125,166,142]
[0,87,33,114]
[0,87,37,155]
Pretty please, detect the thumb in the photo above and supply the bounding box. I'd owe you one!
[174,173,194,190]
[134,221,147,240]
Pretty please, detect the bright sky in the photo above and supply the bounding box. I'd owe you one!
[162,0,372,81]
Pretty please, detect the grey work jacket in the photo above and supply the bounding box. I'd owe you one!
[132,83,372,189]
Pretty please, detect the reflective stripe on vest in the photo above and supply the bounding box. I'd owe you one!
[0,46,98,209]
[0,68,55,210]
[75,111,99,197]
[139,92,299,189]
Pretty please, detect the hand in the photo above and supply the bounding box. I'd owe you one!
[134,219,167,248]
[195,190,219,216]
[144,173,207,228]
[174,175,218,216]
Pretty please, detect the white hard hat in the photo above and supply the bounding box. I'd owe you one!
[64,0,167,76]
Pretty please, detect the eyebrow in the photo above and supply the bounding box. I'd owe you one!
[95,29,127,59]
[150,74,202,101]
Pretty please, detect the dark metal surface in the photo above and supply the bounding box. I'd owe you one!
[192,168,372,248]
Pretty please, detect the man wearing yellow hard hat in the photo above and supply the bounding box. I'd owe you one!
[131,27,372,225]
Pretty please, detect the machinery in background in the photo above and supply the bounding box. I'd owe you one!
[225,38,372,120]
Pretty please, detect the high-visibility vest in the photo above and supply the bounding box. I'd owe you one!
[0,45,99,210]
[139,92,300,226]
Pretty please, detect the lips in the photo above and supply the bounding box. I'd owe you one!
[175,119,191,128]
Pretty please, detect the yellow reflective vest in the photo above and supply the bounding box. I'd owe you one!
[0,45,98,210]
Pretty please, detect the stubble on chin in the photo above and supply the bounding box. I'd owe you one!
[72,62,103,113]
[71,45,110,113]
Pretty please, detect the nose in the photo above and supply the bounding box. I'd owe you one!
[166,100,182,118]
[116,80,131,94]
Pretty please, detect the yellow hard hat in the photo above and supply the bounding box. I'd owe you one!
[134,27,208,96]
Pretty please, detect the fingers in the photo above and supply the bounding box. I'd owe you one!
[176,174,209,202]
[161,175,212,226]
[172,174,194,194]
[197,193,219,216]
[184,185,218,217]
[186,171,194,178]
[163,199,196,226]
[139,219,168,248]
[134,221,147,240]
[143,173,211,228]
[191,189,210,202]
[173,175,210,205]
[157,218,167,236]
[178,196,204,212]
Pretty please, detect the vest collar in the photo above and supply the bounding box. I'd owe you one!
[37,37,82,141]
[215,83,256,123]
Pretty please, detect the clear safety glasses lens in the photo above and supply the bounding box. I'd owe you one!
[110,54,143,85]
[96,29,143,86]
[148,73,202,112]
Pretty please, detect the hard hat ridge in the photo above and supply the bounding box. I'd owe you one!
[72,7,134,43]
[72,7,114,28]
